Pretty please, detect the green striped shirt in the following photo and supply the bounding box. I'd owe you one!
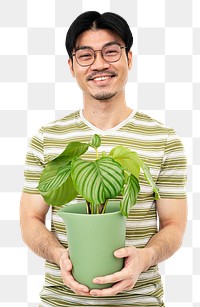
[23,110,187,307]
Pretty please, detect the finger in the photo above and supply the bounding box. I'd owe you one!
[114,246,136,258]
[62,258,73,272]
[59,250,72,271]
[63,273,90,294]
[90,280,129,297]
[93,267,129,284]
[60,253,90,294]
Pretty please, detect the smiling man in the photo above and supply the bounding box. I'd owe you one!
[20,11,187,307]
[70,32,130,102]
[67,19,133,131]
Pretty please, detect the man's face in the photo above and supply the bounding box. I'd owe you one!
[68,29,132,102]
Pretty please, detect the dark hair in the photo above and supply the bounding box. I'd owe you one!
[65,11,133,59]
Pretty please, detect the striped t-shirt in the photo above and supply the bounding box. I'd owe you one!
[23,110,187,307]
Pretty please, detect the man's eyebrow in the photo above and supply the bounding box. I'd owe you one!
[75,45,93,51]
[75,40,122,51]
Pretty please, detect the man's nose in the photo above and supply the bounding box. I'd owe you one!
[90,51,110,70]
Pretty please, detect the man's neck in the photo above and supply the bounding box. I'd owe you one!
[82,101,133,131]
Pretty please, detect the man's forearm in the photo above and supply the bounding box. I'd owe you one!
[141,198,187,271]
[143,223,185,270]
[21,217,65,265]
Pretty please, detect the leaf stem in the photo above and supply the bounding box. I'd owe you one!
[96,148,99,160]
[86,201,91,214]
[101,199,109,214]
[91,203,94,214]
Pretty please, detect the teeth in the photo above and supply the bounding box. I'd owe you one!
[94,76,110,81]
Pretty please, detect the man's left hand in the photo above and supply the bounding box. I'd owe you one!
[90,246,150,297]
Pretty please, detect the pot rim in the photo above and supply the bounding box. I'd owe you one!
[58,201,123,217]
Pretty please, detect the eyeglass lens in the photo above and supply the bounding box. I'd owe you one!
[75,44,123,66]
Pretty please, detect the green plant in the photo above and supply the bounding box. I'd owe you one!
[38,134,160,217]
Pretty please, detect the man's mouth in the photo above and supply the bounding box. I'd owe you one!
[92,76,113,81]
[87,72,117,82]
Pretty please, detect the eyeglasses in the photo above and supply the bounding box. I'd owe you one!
[72,43,127,67]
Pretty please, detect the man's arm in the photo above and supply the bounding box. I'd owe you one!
[144,198,187,265]
[20,192,65,264]
[20,192,90,295]
[89,198,187,296]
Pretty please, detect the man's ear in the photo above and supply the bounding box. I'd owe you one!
[68,58,75,78]
[127,51,133,70]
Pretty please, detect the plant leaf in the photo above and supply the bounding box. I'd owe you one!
[38,164,71,192]
[38,157,78,206]
[89,134,101,149]
[120,174,140,217]
[109,146,141,178]
[71,157,125,204]
[109,146,160,200]
[38,156,71,190]
[41,174,78,206]
[59,141,89,158]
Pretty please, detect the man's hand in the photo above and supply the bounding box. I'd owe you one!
[90,246,150,297]
[59,249,90,296]
[59,247,151,297]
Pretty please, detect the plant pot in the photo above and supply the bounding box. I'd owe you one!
[58,201,126,289]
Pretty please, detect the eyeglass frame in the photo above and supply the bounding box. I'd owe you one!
[72,42,127,67]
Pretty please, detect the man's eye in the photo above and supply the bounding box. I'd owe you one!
[105,49,118,56]
[80,54,92,58]
[77,51,93,61]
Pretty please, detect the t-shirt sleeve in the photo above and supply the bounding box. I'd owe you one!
[156,129,187,199]
[22,127,45,194]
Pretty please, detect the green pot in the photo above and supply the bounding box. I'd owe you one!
[58,201,126,289]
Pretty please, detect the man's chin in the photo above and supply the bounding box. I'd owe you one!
[92,92,117,101]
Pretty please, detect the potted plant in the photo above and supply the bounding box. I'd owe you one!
[38,134,160,289]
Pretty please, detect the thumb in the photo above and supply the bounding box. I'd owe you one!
[114,247,135,258]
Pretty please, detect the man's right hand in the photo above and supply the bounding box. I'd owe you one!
[59,249,90,296]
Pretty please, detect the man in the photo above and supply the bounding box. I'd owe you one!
[20,11,187,307]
